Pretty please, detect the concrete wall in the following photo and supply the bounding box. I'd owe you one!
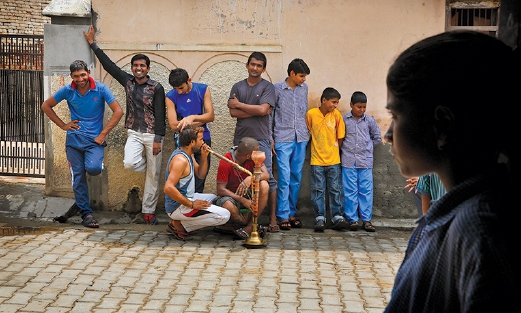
[40,0,450,219]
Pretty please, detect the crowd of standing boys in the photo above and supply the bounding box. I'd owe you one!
[47,25,383,235]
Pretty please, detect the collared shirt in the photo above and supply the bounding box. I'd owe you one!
[90,43,166,142]
[340,112,381,168]
[385,165,521,312]
[53,76,116,139]
[306,108,345,166]
[272,80,310,143]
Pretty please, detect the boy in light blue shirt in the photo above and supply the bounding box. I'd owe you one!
[272,58,310,231]
[341,91,382,232]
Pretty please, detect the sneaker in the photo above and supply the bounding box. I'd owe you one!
[314,220,326,232]
[348,221,360,231]
[143,213,158,225]
[332,218,349,230]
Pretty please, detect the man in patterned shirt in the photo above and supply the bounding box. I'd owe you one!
[84,25,166,225]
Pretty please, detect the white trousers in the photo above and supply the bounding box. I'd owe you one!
[123,129,163,214]
[168,193,230,233]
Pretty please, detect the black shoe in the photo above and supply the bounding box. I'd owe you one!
[314,220,325,232]
[332,218,349,230]
[348,221,360,231]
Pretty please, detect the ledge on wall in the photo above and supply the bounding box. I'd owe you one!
[98,43,282,53]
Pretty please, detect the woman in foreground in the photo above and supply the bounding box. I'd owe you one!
[383,30,520,312]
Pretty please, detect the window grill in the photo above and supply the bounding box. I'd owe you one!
[447,2,500,36]
[0,35,44,70]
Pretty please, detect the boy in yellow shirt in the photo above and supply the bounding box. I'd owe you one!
[305,87,347,232]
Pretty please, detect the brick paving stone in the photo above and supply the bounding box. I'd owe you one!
[122,293,147,305]
[0,226,411,312]
[4,292,32,305]
[0,304,24,313]
[51,294,80,307]
[96,298,121,309]
[21,299,53,312]
[276,301,300,313]
[116,304,142,312]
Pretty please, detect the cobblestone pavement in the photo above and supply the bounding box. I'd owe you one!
[0,225,410,313]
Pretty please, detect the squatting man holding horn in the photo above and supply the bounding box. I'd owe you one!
[164,126,230,241]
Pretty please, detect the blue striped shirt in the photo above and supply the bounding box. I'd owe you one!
[385,165,520,312]
[271,80,310,143]
[340,113,382,168]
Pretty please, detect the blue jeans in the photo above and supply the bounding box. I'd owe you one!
[66,132,106,219]
[275,139,308,220]
[310,164,343,223]
[342,167,373,222]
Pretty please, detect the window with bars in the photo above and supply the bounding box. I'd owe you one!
[446,1,500,37]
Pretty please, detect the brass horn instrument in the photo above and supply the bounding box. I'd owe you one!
[208,148,267,248]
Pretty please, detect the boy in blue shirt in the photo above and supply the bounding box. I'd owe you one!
[272,58,310,231]
[341,91,382,232]
[166,68,215,193]
[41,60,123,228]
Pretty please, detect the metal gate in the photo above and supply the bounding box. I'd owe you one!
[0,35,45,177]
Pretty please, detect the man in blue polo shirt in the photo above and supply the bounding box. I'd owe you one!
[41,60,123,228]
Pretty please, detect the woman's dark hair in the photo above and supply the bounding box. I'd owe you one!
[387,30,519,175]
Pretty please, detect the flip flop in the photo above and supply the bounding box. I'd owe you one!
[82,215,99,228]
[267,224,280,233]
[279,220,291,230]
[289,217,302,228]
[363,221,376,232]
[233,228,250,240]
[166,223,193,241]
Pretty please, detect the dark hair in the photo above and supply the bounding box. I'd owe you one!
[351,91,367,104]
[70,60,88,73]
[178,126,204,147]
[131,54,150,67]
[237,137,259,155]
[321,87,341,102]
[169,68,189,87]
[287,58,310,76]
[247,52,267,68]
[387,30,519,175]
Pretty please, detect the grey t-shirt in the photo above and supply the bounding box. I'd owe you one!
[229,79,275,141]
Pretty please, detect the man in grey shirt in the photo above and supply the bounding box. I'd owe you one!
[227,51,277,231]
